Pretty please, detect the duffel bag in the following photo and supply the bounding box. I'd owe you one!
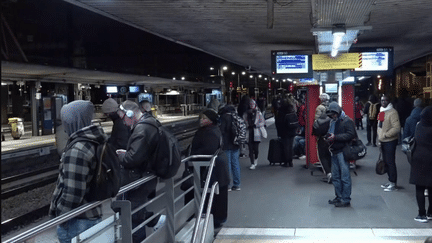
[343,138,367,161]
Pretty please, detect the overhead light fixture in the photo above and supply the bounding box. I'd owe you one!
[331,24,346,57]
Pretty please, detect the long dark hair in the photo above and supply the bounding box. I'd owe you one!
[238,95,251,117]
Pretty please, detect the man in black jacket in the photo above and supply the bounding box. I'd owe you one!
[117,100,164,242]
[102,98,131,150]
[325,102,356,207]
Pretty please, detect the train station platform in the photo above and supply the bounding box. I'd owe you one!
[2,117,431,242]
[0,114,199,154]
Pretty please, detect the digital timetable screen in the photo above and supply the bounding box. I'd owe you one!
[275,55,309,74]
[271,50,313,78]
[355,52,389,71]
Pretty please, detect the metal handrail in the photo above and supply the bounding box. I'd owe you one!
[201,181,218,243]
[3,174,156,243]
[191,154,218,243]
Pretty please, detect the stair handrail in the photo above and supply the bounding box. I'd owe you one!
[200,181,219,243]
[191,154,218,243]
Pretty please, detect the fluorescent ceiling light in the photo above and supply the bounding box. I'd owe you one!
[166,90,180,95]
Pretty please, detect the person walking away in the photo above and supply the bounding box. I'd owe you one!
[189,109,230,228]
[364,95,380,147]
[409,106,432,222]
[238,95,251,158]
[244,99,266,169]
[315,93,332,182]
[354,97,364,130]
[102,98,131,150]
[49,100,107,243]
[403,98,423,140]
[116,100,164,242]
[219,105,242,191]
[325,102,356,207]
[378,95,401,192]
[275,98,298,167]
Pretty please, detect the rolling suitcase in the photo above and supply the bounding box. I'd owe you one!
[268,138,284,165]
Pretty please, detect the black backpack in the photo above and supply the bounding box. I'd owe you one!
[140,119,182,179]
[284,112,299,129]
[64,138,121,202]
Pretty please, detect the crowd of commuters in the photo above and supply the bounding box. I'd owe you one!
[49,91,432,242]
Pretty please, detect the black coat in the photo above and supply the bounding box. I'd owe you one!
[190,124,230,187]
[108,114,131,150]
[275,99,297,138]
[219,105,240,151]
[409,120,432,187]
[329,116,357,154]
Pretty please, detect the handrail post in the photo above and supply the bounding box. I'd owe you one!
[201,182,219,243]
[164,177,176,243]
[111,200,132,243]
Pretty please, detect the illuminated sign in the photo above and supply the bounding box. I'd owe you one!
[275,55,309,74]
[312,53,361,70]
[355,52,389,71]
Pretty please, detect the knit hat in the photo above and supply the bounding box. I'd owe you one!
[414,98,422,107]
[102,98,119,114]
[202,109,219,124]
[61,100,94,136]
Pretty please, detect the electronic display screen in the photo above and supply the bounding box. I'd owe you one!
[325,83,338,93]
[271,50,313,78]
[129,86,140,93]
[106,86,118,93]
[275,55,309,74]
[355,52,389,71]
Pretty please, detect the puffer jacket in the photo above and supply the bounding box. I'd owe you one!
[49,125,107,219]
[327,103,357,154]
[377,105,400,142]
[121,112,160,171]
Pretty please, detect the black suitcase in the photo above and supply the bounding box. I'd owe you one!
[268,138,284,165]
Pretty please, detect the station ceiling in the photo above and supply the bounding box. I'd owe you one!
[62,0,432,75]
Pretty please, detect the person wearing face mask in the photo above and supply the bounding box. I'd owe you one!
[377,95,401,192]
[325,102,356,207]
[102,98,131,150]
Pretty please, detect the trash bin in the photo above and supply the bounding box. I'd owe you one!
[8,117,24,140]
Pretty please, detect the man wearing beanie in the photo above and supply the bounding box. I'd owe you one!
[102,98,131,150]
[49,100,108,243]
[403,98,423,140]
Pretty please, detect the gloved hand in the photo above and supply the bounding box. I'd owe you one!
[326,133,335,143]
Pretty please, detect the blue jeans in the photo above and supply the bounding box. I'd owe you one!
[57,218,101,243]
[293,136,305,156]
[381,139,398,184]
[225,149,241,187]
[331,152,352,204]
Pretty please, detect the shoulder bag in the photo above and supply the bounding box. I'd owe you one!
[343,137,367,161]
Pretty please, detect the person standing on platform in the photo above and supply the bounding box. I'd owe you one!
[409,106,432,223]
[102,98,131,150]
[354,96,364,130]
[325,102,356,207]
[117,100,164,242]
[244,99,266,170]
[49,100,107,243]
[238,95,251,158]
[257,93,267,119]
[403,98,423,140]
[190,109,230,228]
[363,95,380,147]
[378,95,401,192]
[275,98,298,167]
[395,89,413,142]
[315,93,332,183]
[219,105,241,191]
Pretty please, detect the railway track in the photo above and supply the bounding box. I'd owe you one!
[1,122,198,236]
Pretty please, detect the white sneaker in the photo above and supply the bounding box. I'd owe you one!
[153,215,166,231]
[249,164,256,170]
[299,155,306,160]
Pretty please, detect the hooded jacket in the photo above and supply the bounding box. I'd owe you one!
[326,102,357,154]
[403,107,423,139]
[219,105,240,151]
[49,125,107,219]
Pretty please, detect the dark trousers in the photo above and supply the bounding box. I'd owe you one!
[280,136,294,166]
[355,118,363,129]
[317,137,332,174]
[366,119,378,145]
[381,139,398,184]
[416,185,432,216]
[248,131,260,164]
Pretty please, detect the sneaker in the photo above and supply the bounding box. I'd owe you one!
[427,214,432,220]
[328,197,341,204]
[381,182,391,189]
[414,215,428,223]
[365,142,372,146]
[384,184,397,192]
[299,155,306,160]
[228,187,232,191]
[334,202,351,207]
[326,173,332,184]
[231,186,241,191]
[240,154,248,158]
[249,164,256,170]
[153,215,166,231]
[372,144,377,147]
[425,189,429,197]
